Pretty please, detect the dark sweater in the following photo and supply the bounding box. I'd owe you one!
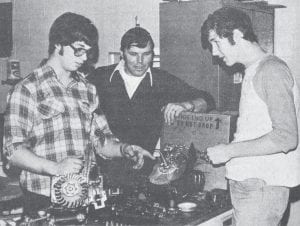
[88,64,215,152]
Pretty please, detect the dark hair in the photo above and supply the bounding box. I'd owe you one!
[48,12,99,63]
[201,7,258,50]
[120,27,154,52]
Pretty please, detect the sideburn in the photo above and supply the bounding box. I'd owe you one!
[59,48,64,56]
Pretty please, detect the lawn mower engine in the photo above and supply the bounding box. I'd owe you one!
[48,167,106,225]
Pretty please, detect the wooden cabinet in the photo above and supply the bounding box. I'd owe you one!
[160,0,284,111]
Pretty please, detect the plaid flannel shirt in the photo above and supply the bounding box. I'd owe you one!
[3,65,111,197]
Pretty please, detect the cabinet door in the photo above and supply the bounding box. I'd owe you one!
[224,1,276,54]
[160,1,278,111]
[160,1,243,111]
[160,1,222,109]
[252,10,274,53]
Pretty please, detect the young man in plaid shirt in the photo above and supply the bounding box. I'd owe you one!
[3,12,154,218]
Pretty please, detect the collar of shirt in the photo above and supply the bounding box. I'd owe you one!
[39,64,89,87]
[109,59,153,87]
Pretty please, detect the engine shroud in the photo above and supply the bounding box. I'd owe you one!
[149,144,190,185]
[51,173,89,208]
[51,166,107,210]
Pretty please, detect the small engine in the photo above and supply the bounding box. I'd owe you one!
[48,147,107,225]
[149,144,189,185]
[51,170,107,210]
[19,165,107,226]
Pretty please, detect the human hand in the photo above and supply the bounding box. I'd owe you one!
[162,103,187,125]
[206,144,232,165]
[121,144,155,169]
[55,155,84,175]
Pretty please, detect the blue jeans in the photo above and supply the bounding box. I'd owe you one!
[229,178,289,226]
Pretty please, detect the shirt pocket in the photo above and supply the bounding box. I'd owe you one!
[77,100,91,115]
[37,98,65,119]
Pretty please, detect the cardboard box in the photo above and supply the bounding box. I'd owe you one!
[161,111,237,191]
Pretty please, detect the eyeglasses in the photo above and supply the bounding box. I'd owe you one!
[69,44,91,57]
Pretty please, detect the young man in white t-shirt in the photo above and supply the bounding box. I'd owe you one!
[202,7,300,226]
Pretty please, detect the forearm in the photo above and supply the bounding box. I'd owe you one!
[9,147,58,176]
[181,98,208,112]
[95,135,123,159]
[92,114,153,166]
[228,131,298,159]
[93,131,154,170]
